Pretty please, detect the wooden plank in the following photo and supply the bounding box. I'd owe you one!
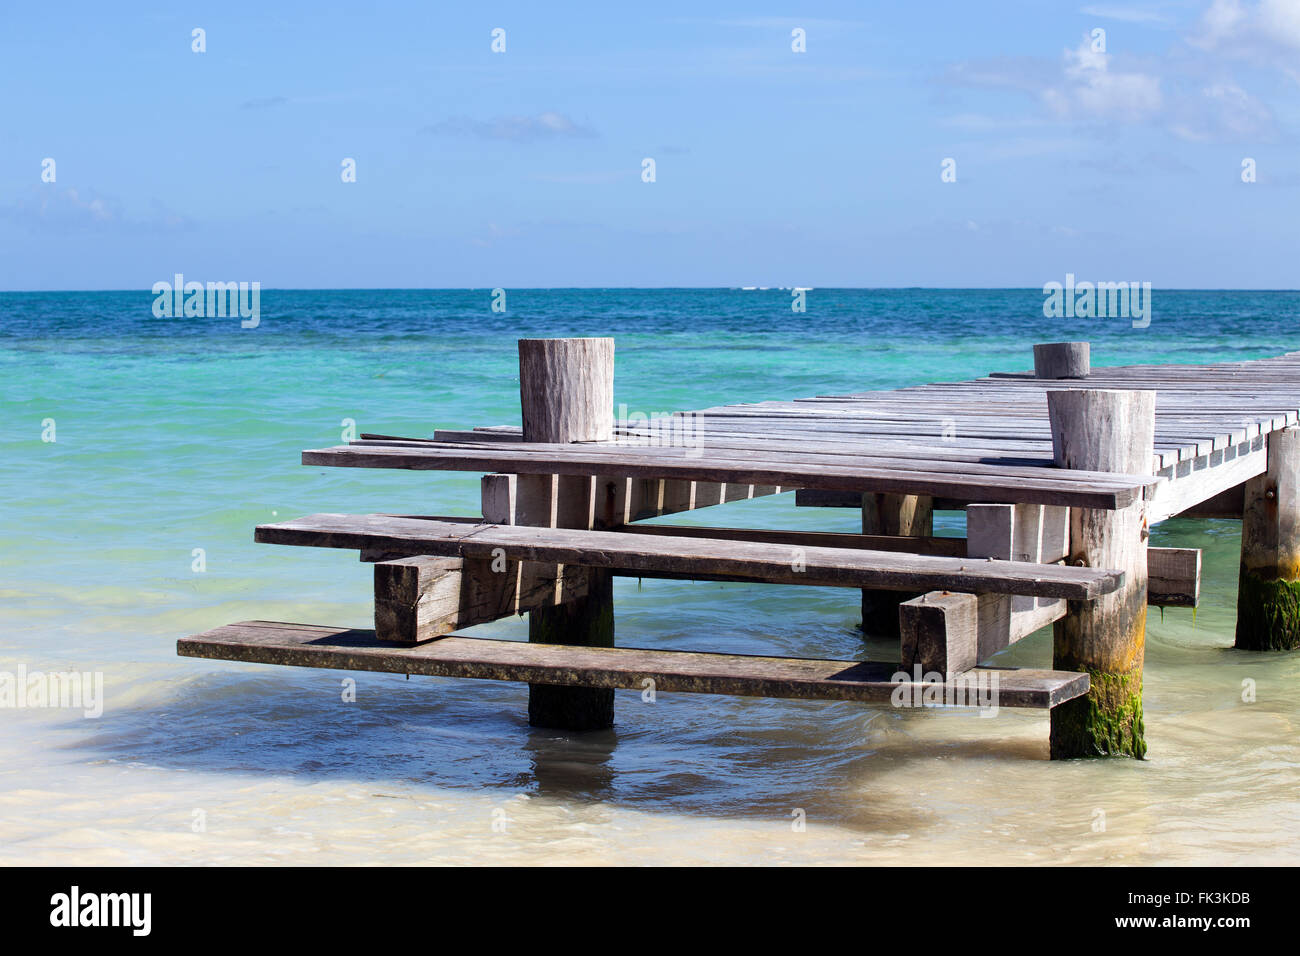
[374,555,593,644]
[346,437,1155,493]
[304,443,1154,510]
[900,591,979,678]
[1149,441,1266,523]
[622,523,967,558]
[1147,547,1201,608]
[796,489,866,508]
[796,491,967,512]
[254,513,1126,599]
[177,620,1091,709]
[1177,483,1245,519]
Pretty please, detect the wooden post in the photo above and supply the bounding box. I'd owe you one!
[1047,389,1155,759]
[965,503,1068,660]
[518,338,616,731]
[373,555,592,645]
[1236,425,1300,650]
[1034,342,1089,379]
[861,493,933,635]
[899,591,978,678]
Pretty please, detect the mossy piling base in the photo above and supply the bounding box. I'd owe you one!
[1235,569,1300,651]
[1049,669,1145,759]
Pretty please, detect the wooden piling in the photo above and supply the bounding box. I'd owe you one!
[1033,342,1090,380]
[861,493,933,636]
[518,338,617,730]
[1236,425,1300,650]
[1047,388,1155,759]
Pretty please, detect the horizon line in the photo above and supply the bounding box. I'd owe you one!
[3,286,1299,294]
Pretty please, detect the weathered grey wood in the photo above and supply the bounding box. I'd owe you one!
[431,428,522,443]
[1149,441,1266,523]
[517,338,616,730]
[303,443,1154,510]
[374,555,594,644]
[797,489,868,508]
[622,523,966,558]
[178,341,1300,760]
[178,621,1090,709]
[1147,547,1201,609]
[797,489,968,511]
[481,473,517,524]
[1047,388,1155,759]
[354,435,1158,492]
[900,591,979,678]
[519,337,614,443]
[861,493,934,637]
[1033,342,1090,379]
[1177,483,1245,519]
[255,513,1126,599]
[1236,425,1300,650]
[965,503,1068,661]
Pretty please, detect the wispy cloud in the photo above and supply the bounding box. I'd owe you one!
[941,29,1276,142]
[712,17,864,29]
[423,111,596,142]
[941,43,1163,124]
[0,187,194,234]
[0,186,117,230]
[241,96,288,110]
[469,222,522,248]
[1080,4,1176,25]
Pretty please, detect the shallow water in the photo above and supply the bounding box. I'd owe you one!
[3,289,1298,865]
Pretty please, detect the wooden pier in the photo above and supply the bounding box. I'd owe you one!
[179,339,1300,759]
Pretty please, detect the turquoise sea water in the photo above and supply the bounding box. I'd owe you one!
[3,289,1299,865]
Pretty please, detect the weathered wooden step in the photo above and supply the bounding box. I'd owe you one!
[254,513,1125,600]
[177,621,1090,709]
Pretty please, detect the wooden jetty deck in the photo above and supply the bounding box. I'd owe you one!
[180,339,1300,759]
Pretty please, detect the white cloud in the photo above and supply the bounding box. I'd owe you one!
[1042,38,1164,121]
[1191,0,1300,78]
[942,24,1278,142]
[1167,81,1274,140]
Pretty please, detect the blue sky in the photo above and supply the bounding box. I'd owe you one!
[1,0,1297,289]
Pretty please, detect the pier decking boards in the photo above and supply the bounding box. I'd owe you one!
[345,356,1300,494]
[318,354,1300,521]
[182,343,1300,754]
